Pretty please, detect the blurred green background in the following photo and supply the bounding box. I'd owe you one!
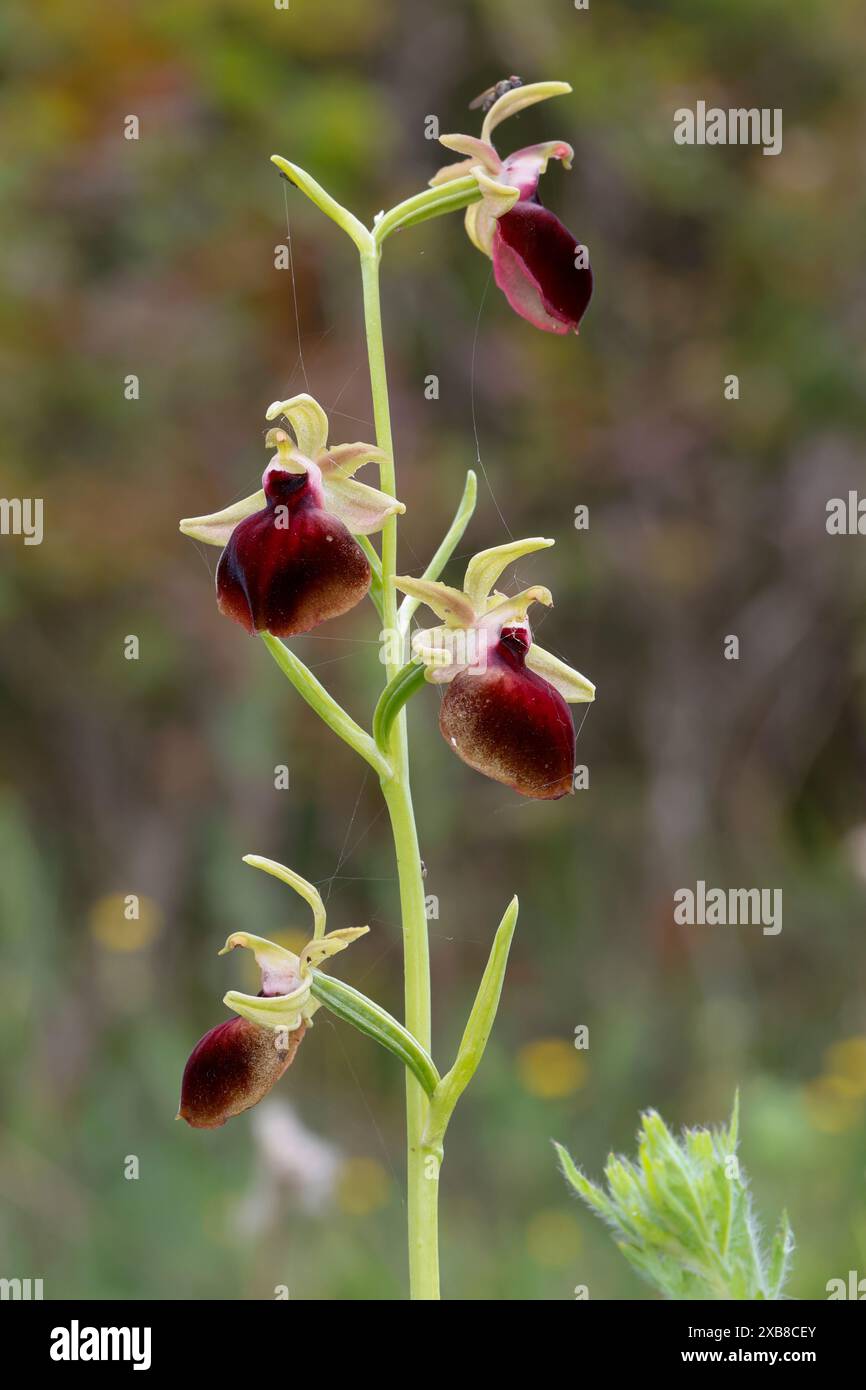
[2,0,866,1300]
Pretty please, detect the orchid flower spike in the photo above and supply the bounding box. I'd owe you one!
[179,394,404,636]
[179,856,368,1129]
[395,539,595,800]
[431,81,592,334]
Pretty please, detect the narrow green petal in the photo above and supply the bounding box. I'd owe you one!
[480,80,573,144]
[463,537,554,609]
[300,926,369,976]
[242,855,328,939]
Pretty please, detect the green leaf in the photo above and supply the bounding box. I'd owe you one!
[271,155,372,254]
[398,470,478,635]
[768,1211,795,1300]
[428,896,518,1138]
[372,660,427,752]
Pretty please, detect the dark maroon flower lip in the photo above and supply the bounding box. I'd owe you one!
[395,538,594,799]
[439,637,576,800]
[216,467,371,637]
[179,393,405,635]
[429,82,591,334]
[179,1016,306,1130]
[493,201,592,335]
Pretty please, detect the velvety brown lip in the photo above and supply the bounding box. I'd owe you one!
[217,499,370,637]
[439,642,576,800]
[179,1016,306,1129]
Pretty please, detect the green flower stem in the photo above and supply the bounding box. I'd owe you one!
[397,469,477,637]
[264,159,513,1300]
[360,246,440,1299]
[374,176,482,247]
[260,632,389,779]
[355,534,384,619]
[384,768,440,1298]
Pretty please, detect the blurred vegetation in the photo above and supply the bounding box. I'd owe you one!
[2,0,866,1300]
[558,1098,795,1300]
